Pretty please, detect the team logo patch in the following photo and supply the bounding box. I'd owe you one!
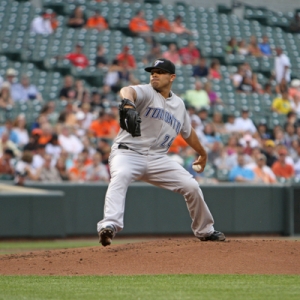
[154,60,164,66]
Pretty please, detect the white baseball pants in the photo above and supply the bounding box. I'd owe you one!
[97,148,215,238]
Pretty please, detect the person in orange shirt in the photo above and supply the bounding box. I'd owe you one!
[68,152,87,182]
[85,10,108,31]
[116,46,136,69]
[152,14,171,33]
[89,110,120,140]
[168,134,188,154]
[272,147,295,179]
[129,10,150,34]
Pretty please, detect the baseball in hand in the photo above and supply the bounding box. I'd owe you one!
[192,164,202,172]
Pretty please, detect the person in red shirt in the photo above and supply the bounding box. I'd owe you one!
[179,41,200,65]
[152,14,171,33]
[85,10,108,31]
[65,44,89,68]
[116,46,136,70]
[272,147,295,179]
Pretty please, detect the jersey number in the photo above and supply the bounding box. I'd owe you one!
[160,135,174,150]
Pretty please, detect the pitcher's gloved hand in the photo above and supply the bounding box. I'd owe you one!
[119,98,141,137]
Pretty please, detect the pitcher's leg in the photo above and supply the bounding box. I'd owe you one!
[143,155,214,238]
[97,150,145,233]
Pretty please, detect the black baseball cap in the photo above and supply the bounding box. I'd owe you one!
[145,58,176,74]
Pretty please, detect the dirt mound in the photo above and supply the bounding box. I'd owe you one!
[1,238,299,275]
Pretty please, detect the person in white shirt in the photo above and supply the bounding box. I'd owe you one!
[224,114,238,133]
[275,47,291,84]
[58,125,84,156]
[30,11,53,35]
[234,108,257,134]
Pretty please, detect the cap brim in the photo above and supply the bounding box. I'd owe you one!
[144,66,174,74]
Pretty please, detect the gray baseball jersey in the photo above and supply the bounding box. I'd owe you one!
[114,84,191,154]
[97,84,215,238]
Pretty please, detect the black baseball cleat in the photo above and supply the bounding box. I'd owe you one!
[199,231,226,242]
[98,226,115,247]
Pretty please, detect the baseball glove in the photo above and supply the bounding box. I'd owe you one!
[119,98,141,137]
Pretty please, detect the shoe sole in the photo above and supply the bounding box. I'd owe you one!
[99,228,114,247]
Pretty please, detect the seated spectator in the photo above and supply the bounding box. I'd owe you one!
[192,58,209,78]
[162,43,182,66]
[239,133,260,155]
[37,154,62,182]
[289,12,300,33]
[231,65,246,88]
[283,122,297,150]
[45,133,61,164]
[211,112,226,134]
[59,75,76,102]
[3,68,19,101]
[225,37,238,54]
[247,36,262,57]
[225,135,239,155]
[55,154,70,181]
[14,150,39,185]
[129,10,151,40]
[68,152,87,182]
[142,44,162,65]
[234,108,257,134]
[152,13,171,33]
[203,123,222,150]
[12,114,29,149]
[251,74,263,94]
[116,46,136,70]
[184,81,210,111]
[289,79,300,99]
[85,10,108,31]
[272,146,295,179]
[0,82,14,109]
[263,82,274,95]
[179,41,200,66]
[58,125,84,156]
[0,119,19,145]
[32,144,46,170]
[65,43,89,69]
[252,153,277,183]
[12,74,43,102]
[272,90,293,114]
[40,101,59,125]
[224,114,238,133]
[229,154,255,182]
[209,59,222,80]
[30,10,53,35]
[0,148,15,177]
[256,120,271,141]
[204,81,223,106]
[85,152,109,182]
[67,6,87,29]
[237,76,254,93]
[237,39,249,56]
[259,35,272,56]
[261,139,277,167]
[170,15,192,36]
[89,110,120,140]
[95,45,108,68]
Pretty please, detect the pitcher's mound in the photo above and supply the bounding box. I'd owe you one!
[1,238,299,275]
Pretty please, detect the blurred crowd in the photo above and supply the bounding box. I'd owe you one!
[0,5,300,185]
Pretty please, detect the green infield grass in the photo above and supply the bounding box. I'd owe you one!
[0,274,299,300]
